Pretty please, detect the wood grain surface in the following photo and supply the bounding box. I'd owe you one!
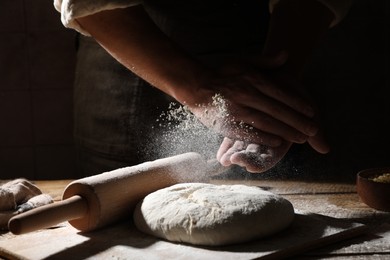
[1,179,390,259]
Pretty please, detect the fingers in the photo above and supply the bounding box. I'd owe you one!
[218,139,246,167]
[219,123,283,147]
[243,53,315,118]
[307,129,330,154]
[216,137,234,161]
[214,94,317,146]
[230,144,274,173]
[245,89,318,133]
[217,138,291,173]
[211,74,319,145]
[193,55,324,151]
[249,75,315,118]
[233,104,318,145]
[238,76,319,142]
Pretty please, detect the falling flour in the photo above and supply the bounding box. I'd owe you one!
[141,93,271,180]
[146,94,230,161]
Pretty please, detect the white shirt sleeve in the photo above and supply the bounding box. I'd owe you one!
[269,0,353,27]
[54,0,143,35]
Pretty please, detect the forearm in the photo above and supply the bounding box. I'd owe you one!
[76,6,210,106]
[74,3,331,149]
[263,0,334,78]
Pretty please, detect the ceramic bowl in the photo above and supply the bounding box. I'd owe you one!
[357,167,390,212]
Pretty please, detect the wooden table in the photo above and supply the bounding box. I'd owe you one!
[1,178,390,259]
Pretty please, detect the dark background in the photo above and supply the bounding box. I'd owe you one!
[0,0,77,179]
[0,0,389,181]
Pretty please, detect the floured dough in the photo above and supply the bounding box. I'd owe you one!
[133,183,294,246]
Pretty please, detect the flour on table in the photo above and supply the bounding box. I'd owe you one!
[133,183,294,246]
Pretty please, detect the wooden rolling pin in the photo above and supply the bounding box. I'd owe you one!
[9,152,227,235]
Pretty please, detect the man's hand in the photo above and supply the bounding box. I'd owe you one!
[75,1,332,174]
[212,53,329,173]
[217,137,291,173]
[187,54,320,148]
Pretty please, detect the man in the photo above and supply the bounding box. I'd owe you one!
[54,0,352,175]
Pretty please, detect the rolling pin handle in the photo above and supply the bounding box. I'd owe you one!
[8,195,88,235]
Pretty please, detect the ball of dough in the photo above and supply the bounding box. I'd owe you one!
[133,183,294,246]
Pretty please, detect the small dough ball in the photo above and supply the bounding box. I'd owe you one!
[133,183,294,246]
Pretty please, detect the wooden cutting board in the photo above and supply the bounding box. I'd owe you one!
[0,211,366,260]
